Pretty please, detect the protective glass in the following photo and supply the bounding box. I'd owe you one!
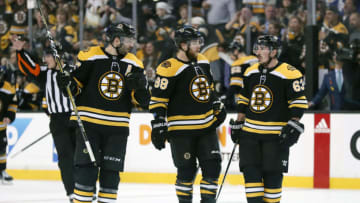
[253,43,270,54]
[189,37,204,46]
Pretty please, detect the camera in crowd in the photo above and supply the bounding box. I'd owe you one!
[335,39,360,63]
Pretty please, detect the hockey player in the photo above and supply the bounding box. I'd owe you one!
[149,26,226,203]
[13,38,76,201]
[230,35,308,203]
[226,39,258,109]
[57,23,150,203]
[0,65,17,184]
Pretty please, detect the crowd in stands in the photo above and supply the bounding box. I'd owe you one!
[1,0,360,112]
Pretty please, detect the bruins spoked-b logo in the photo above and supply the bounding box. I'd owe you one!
[250,85,273,113]
[98,71,124,100]
[190,75,211,103]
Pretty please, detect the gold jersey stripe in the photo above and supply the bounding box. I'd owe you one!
[76,106,130,117]
[167,110,213,121]
[242,126,281,134]
[246,118,287,126]
[151,97,170,102]
[289,104,308,109]
[176,191,191,196]
[70,116,129,127]
[149,103,168,110]
[168,118,216,131]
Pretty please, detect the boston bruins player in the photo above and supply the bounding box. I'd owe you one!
[0,67,17,184]
[227,39,258,109]
[230,35,308,203]
[149,26,226,203]
[57,23,149,203]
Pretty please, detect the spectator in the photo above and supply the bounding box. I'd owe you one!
[9,0,28,35]
[51,7,78,54]
[349,12,360,42]
[309,48,356,110]
[101,0,132,26]
[319,6,349,42]
[260,4,277,34]
[279,16,305,72]
[202,0,236,31]
[176,4,189,27]
[240,0,267,17]
[142,41,160,88]
[342,0,358,30]
[155,1,176,41]
[0,0,12,56]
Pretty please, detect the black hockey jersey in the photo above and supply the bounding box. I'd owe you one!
[149,54,219,136]
[0,69,17,132]
[236,62,308,137]
[70,46,148,133]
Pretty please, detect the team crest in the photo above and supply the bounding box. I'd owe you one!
[250,85,273,113]
[0,20,8,35]
[189,75,210,103]
[98,71,124,100]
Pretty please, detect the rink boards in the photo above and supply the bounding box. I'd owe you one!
[5,112,360,189]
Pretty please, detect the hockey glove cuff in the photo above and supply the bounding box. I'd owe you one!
[229,119,244,144]
[279,119,304,148]
[151,118,168,150]
[213,100,226,127]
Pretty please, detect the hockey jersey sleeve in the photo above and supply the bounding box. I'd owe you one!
[16,49,46,83]
[286,71,308,119]
[148,60,177,118]
[2,72,18,122]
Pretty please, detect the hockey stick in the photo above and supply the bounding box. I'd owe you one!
[216,144,238,202]
[36,0,96,165]
[10,132,51,158]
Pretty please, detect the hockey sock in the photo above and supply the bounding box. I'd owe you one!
[263,172,283,203]
[98,169,120,203]
[243,166,264,203]
[0,153,6,171]
[98,187,118,203]
[73,183,95,203]
[175,179,194,202]
[200,178,218,201]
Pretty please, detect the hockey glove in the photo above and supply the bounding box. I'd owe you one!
[126,71,147,90]
[56,70,77,97]
[151,118,168,150]
[229,119,244,144]
[279,119,304,148]
[213,100,226,127]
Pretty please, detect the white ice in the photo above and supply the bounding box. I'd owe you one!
[0,180,359,203]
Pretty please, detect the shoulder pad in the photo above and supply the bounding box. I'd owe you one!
[243,63,260,77]
[0,81,16,95]
[156,58,187,77]
[232,55,258,67]
[197,53,210,64]
[271,63,303,79]
[24,83,40,94]
[121,53,144,69]
[77,46,108,61]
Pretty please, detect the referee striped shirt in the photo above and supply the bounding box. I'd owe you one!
[17,50,73,114]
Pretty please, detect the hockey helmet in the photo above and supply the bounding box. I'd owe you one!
[105,23,136,42]
[253,35,280,51]
[229,40,244,52]
[174,26,203,48]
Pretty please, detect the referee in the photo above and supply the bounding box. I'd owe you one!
[12,37,76,202]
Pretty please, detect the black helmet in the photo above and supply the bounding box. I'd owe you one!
[254,35,280,50]
[229,40,244,52]
[105,23,136,42]
[174,26,202,47]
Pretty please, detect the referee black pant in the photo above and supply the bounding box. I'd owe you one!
[50,113,76,196]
